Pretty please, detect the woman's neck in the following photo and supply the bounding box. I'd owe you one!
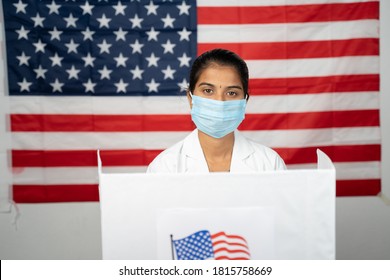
[197,130,235,172]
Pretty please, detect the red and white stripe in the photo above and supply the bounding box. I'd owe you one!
[6,0,381,202]
[211,231,251,260]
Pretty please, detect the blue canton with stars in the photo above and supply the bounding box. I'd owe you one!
[2,0,197,96]
[173,230,215,260]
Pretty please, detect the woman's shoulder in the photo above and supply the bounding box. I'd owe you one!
[146,139,185,173]
[236,131,275,154]
[146,130,197,173]
[248,138,280,156]
[236,131,287,170]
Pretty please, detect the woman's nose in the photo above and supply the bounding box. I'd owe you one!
[214,91,226,101]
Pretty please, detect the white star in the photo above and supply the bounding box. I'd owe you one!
[34,65,47,79]
[65,39,79,53]
[114,53,128,67]
[64,13,78,28]
[98,65,112,80]
[145,1,158,15]
[146,27,160,41]
[97,14,111,28]
[178,27,191,41]
[161,39,176,54]
[177,78,189,92]
[162,65,176,80]
[16,52,30,66]
[146,53,160,67]
[130,65,144,80]
[114,79,128,93]
[113,1,126,15]
[83,79,96,93]
[49,27,62,41]
[161,13,175,28]
[14,0,27,14]
[177,1,191,15]
[178,52,191,67]
[66,65,80,79]
[82,53,96,67]
[130,39,144,54]
[82,27,95,41]
[49,53,63,67]
[31,13,45,27]
[18,78,32,92]
[16,26,29,40]
[146,78,160,93]
[80,1,94,15]
[47,1,61,14]
[114,27,127,41]
[33,39,46,53]
[97,39,112,54]
[129,14,143,28]
[50,78,64,93]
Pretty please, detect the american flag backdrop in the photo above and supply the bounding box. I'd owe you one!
[0,0,381,203]
[173,230,251,260]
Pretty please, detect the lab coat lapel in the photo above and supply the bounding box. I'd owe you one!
[181,129,209,173]
[230,130,256,173]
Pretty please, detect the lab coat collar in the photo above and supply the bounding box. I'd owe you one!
[230,130,257,172]
[182,129,255,172]
[182,129,209,172]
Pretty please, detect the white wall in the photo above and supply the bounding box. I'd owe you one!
[1,2,389,260]
[334,0,390,260]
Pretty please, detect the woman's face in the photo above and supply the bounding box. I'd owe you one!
[192,64,245,101]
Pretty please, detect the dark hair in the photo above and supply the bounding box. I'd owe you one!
[188,49,249,99]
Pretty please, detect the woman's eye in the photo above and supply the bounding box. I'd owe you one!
[226,91,237,96]
[203,89,213,94]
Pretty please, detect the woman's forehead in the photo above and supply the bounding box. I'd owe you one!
[196,65,242,85]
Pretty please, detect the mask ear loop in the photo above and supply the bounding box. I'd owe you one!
[187,91,194,108]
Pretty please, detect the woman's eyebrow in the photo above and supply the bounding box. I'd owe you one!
[226,85,243,90]
[198,82,215,87]
[198,83,243,90]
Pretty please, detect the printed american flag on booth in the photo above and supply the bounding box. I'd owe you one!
[0,0,381,203]
[173,230,251,260]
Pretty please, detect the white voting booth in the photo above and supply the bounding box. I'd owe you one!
[98,150,335,260]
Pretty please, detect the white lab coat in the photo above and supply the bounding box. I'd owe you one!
[147,129,286,173]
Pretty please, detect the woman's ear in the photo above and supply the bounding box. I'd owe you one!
[186,90,192,108]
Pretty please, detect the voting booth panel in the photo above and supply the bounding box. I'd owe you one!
[98,150,335,260]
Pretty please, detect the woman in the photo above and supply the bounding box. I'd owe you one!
[147,49,286,173]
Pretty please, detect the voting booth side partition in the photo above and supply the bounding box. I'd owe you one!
[98,150,335,260]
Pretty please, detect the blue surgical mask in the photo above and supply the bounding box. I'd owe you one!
[190,93,246,138]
